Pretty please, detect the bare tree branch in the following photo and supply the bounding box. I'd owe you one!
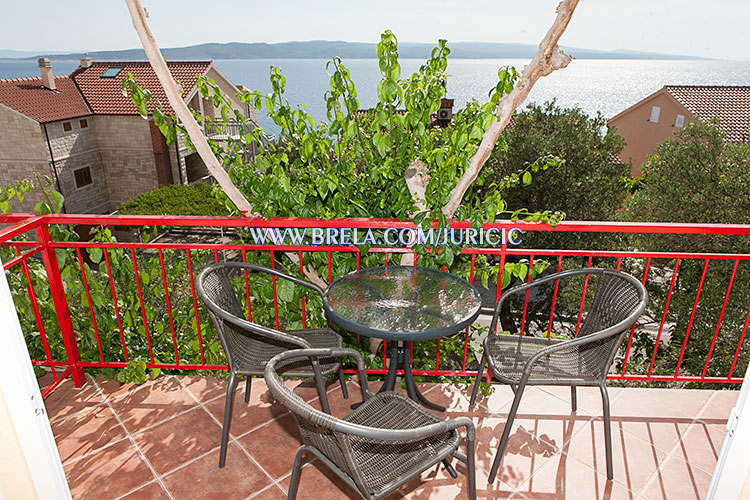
[124,0,332,288]
[124,0,253,214]
[441,0,580,219]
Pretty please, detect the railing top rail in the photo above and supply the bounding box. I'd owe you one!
[0,215,44,244]
[2,213,750,236]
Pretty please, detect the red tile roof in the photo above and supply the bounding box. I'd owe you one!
[72,61,212,115]
[665,85,750,143]
[0,75,90,123]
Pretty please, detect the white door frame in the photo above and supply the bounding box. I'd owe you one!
[0,258,71,499]
[707,362,750,499]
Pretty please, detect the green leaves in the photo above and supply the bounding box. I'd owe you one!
[276,278,295,303]
[123,74,152,119]
[489,66,519,105]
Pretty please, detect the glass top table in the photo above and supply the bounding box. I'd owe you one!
[323,265,482,411]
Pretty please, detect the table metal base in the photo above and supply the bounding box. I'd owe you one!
[381,341,446,412]
[351,341,445,412]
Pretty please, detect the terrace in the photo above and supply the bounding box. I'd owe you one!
[1,213,748,499]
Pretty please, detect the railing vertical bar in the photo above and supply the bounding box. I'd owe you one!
[384,252,389,267]
[494,243,507,335]
[519,254,534,335]
[674,258,709,378]
[19,249,57,378]
[104,248,128,363]
[130,248,154,364]
[615,256,622,271]
[574,255,594,337]
[327,251,332,283]
[546,255,564,338]
[185,249,205,365]
[75,248,103,363]
[242,249,252,321]
[648,258,681,377]
[299,250,306,330]
[462,254,476,372]
[495,243,507,302]
[158,249,179,365]
[702,258,740,379]
[213,249,219,264]
[621,257,651,375]
[36,224,84,386]
[270,250,279,331]
[728,301,750,379]
[434,264,445,368]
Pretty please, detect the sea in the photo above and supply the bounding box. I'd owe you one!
[3,58,750,133]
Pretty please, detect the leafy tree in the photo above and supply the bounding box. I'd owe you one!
[480,101,629,249]
[128,32,562,286]
[621,119,750,384]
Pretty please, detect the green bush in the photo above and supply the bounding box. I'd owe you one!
[118,183,232,216]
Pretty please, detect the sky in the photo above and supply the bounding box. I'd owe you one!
[1,0,748,60]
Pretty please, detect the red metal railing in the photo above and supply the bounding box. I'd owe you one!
[1,213,749,397]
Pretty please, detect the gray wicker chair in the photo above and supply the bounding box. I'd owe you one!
[470,268,647,483]
[265,348,477,500]
[196,262,348,468]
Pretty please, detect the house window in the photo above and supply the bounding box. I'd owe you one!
[73,166,92,188]
[675,115,685,128]
[62,121,73,132]
[100,66,124,78]
[79,118,89,129]
[649,106,661,123]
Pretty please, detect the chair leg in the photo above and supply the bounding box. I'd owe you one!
[488,382,526,484]
[467,436,477,500]
[244,375,252,403]
[470,351,487,405]
[287,446,309,500]
[338,366,349,399]
[311,358,331,414]
[571,386,577,412]
[219,372,238,468]
[599,381,614,480]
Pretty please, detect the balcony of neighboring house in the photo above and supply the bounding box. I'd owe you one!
[178,120,259,183]
[0,213,748,500]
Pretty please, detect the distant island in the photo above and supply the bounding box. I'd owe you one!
[1,41,710,61]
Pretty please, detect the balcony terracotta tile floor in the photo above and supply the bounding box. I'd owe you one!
[43,374,737,500]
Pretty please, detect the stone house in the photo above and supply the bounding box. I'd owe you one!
[0,58,256,214]
[608,85,750,176]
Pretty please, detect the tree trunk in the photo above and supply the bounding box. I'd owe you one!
[440,0,580,219]
[124,0,253,214]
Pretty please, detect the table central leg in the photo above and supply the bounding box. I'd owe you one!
[399,343,446,412]
[352,342,446,412]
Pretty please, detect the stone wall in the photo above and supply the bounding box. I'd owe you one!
[0,104,53,213]
[45,115,109,213]
[93,115,160,211]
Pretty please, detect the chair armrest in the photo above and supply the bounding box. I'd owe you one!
[218,262,325,297]
[487,268,611,336]
[334,414,475,442]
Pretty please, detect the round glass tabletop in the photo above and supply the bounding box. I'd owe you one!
[323,265,482,341]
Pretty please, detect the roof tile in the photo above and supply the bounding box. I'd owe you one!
[0,75,90,123]
[665,85,750,143]
[72,61,211,115]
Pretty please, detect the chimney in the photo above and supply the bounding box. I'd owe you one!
[38,58,55,91]
[80,57,92,68]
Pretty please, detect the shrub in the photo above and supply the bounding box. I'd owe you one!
[118,183,232,216]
